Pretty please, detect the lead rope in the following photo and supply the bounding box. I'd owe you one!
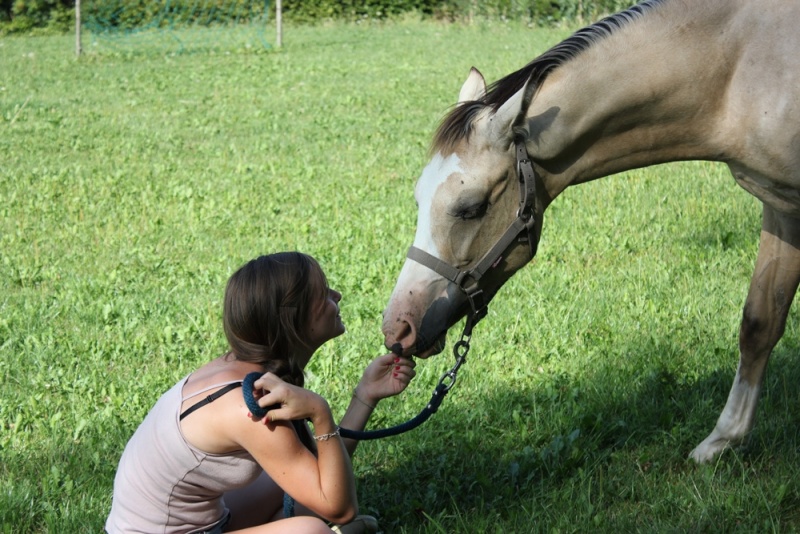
[241,313,479,440]
[339,313,476,441]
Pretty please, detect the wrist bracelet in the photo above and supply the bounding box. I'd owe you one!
[352,390,376,410]
[314,427,341,441]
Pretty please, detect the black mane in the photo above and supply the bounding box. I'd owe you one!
[432,0,666,154]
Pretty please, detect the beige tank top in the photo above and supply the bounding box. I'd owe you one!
[105,375,263,533]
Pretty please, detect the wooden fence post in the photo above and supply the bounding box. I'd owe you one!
[75,0,82,56]
[275,0,282,47]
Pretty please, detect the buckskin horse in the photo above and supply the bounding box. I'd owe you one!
[381,0,800,462]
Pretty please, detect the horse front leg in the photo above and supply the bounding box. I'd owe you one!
[690,206,800,462]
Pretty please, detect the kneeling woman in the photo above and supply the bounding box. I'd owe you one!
[106,252,416,533]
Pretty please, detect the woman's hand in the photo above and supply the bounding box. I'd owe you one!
[241,373,355,524]
[354,353,416,407]
[251,373,333,428]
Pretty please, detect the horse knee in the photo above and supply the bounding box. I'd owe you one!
[739,302,783,357]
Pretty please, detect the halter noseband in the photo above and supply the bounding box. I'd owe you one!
[407,139,541,325]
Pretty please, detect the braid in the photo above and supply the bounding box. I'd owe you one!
[260,356,304,388]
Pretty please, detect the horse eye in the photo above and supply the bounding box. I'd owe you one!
[455,201,489,221]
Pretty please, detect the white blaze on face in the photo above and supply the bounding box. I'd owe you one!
[383,151,464,343]
[413,151,463,255]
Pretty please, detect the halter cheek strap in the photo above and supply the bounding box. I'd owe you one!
[406,139,540,322]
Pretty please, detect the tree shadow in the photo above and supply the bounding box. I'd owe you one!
[9,331,800,532]
[354,334,800,532]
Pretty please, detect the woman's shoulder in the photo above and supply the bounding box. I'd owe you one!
[178,356,272,453]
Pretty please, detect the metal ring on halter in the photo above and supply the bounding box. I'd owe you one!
[453,339,470,358]
[438,370,458,392]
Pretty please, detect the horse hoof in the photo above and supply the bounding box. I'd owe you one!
[689,433,731,463]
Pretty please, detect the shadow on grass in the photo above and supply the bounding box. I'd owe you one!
[355,337,800,533]
[6,338,800,532]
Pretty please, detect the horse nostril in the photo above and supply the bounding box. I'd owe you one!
[386,317,416,353]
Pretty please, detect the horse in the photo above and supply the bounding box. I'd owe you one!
[381,0,800,463]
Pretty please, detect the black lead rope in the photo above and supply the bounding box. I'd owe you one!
[340,315,478,440]
[339,315,477,441]
[241,313,480,441]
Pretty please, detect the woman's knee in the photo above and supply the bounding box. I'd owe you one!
[281,516,332,533]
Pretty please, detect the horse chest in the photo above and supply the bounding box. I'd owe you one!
[730,163,800,217]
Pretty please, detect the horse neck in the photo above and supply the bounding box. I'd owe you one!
[526,0,740,201]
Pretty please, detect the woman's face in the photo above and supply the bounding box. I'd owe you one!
[305,286,346,352]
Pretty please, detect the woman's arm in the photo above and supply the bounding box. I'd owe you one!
[234,373,359,524]
[338,353,416,456]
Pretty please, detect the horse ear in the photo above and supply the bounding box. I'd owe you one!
[488,84,526,142]
[458,67,486,103]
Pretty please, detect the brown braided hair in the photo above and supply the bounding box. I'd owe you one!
[223,252,328,388]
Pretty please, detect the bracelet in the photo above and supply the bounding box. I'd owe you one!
[352,390,376,410]
[314,427,341,441]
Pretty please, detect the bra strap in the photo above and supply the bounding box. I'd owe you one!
[179,382,243,421]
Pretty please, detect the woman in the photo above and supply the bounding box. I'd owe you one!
[106,252,416,533]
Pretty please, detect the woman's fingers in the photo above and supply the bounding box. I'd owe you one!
[253,373,296,408]
[253,372,281,391]
[246,373,285,421]
[392,368,415,389]
[391,356,415,377]
[248,375,329,424]
[394,365,416,379]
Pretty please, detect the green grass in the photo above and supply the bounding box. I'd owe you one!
[3,20,800,533]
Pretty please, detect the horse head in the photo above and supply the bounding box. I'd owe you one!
[382,68,544,358]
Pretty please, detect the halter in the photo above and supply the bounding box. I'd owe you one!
[406,139,541,329]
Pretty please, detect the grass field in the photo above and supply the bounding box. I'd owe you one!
[3,19,800,533]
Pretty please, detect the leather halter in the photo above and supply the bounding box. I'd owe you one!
[407,139,541,326]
